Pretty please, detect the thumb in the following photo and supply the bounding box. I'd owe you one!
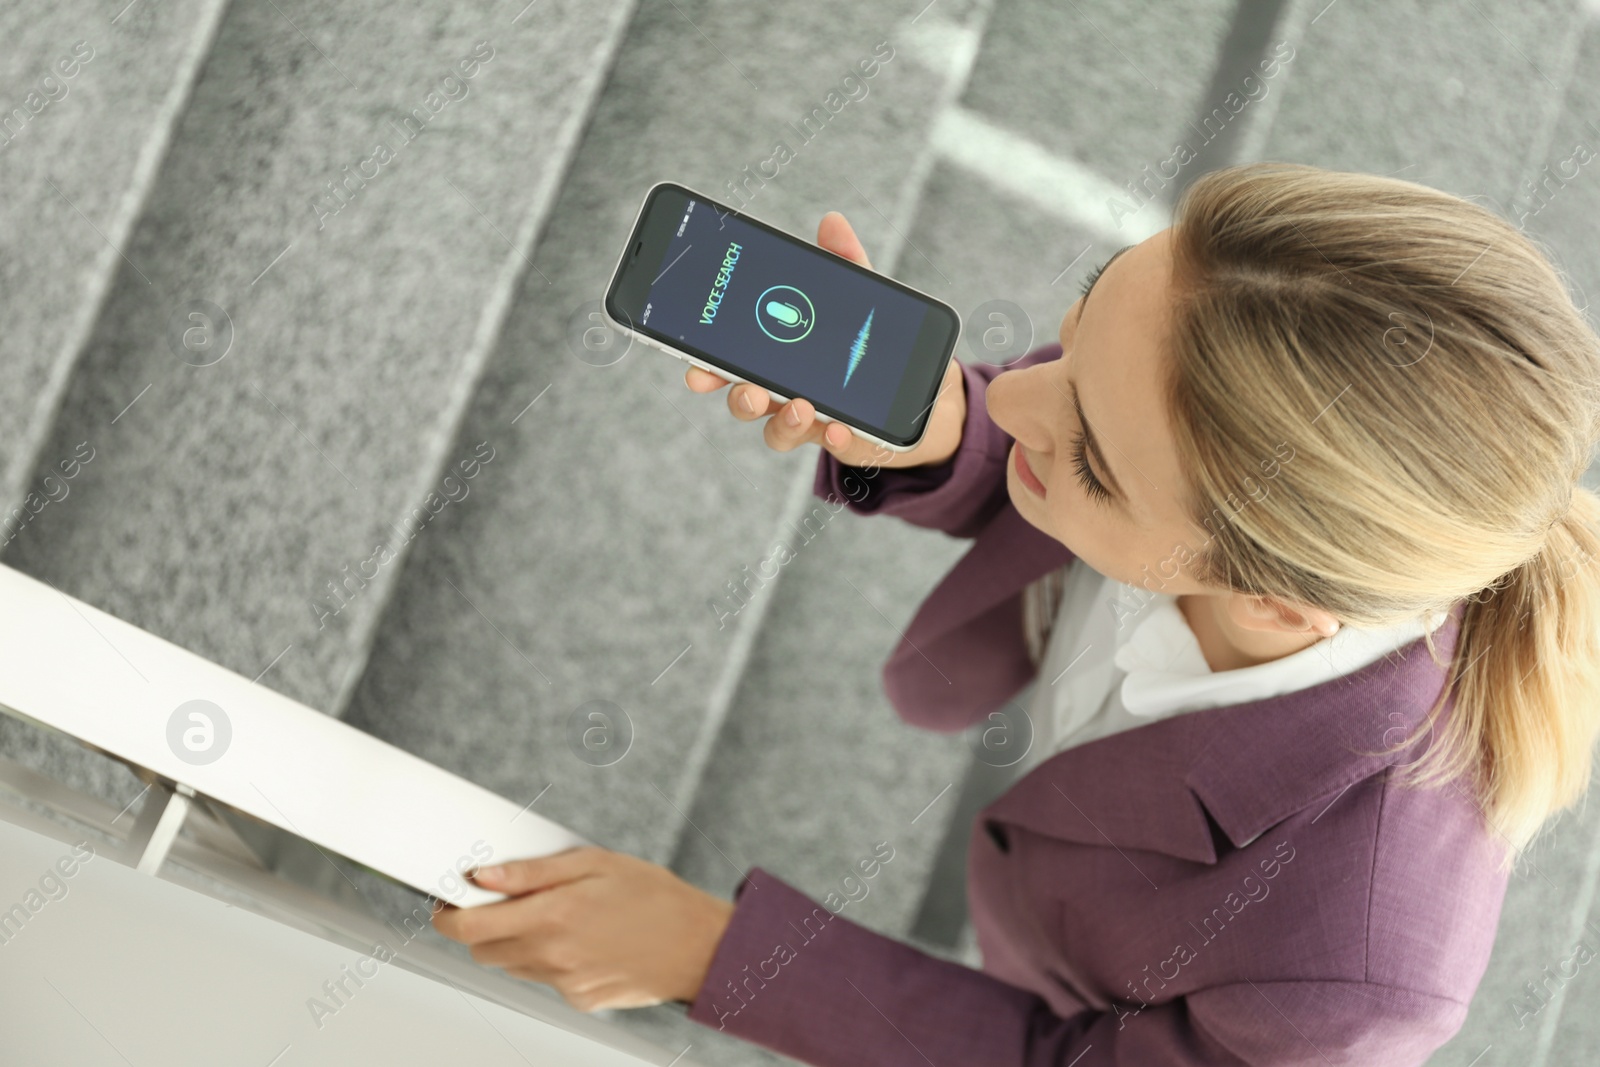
[469,845,605,895]
[817,211,872,270]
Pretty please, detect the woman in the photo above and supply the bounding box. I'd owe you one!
[434,162,1600,1065]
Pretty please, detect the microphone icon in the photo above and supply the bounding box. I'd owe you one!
[755,286,815,342]
[765,300,808,328]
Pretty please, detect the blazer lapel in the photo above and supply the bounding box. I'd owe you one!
[982,710,1224,865]
[980,603,1464,865]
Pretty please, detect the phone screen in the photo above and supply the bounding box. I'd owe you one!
[606,184,959,446]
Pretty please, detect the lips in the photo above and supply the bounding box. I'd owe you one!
[1013,443,1047,497]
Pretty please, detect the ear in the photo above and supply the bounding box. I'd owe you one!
[1233,595,1341,638]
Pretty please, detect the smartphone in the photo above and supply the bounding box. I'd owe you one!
[604,182,962,452]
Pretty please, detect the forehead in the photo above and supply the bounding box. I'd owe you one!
[1065,230,1184,522]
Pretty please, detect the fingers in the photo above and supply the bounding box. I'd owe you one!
[820,419,857,453]
[468,935,561,973]
[683,360,877,462]
[683,366,727,392]
[817,211,871,270]
[434,890,542,944]
[762,396,822,452]
[470,845,606,896]
[685,365,771,422]
[729,382,771,421]
[760,400,864,459]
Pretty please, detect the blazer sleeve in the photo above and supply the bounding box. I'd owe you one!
[686,868,1467,1067]
[813,345,1063,540]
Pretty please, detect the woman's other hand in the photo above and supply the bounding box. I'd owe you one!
[432,846,733,1012]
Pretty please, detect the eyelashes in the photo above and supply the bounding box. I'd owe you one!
[1077,259,1109,301]
[1070,426,1112,503]
[1068,252,1115,505]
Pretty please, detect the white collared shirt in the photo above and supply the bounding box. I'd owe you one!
[1020,558,1451,772]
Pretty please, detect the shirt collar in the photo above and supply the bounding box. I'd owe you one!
[1111,587,1451,720]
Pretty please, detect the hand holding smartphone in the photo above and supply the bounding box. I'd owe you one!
[604,183,964,457]
[684,212,968,470]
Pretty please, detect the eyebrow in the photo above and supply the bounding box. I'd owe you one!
[1069,243,1134,504]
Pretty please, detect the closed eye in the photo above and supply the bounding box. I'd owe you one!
[1070,426,1112,503]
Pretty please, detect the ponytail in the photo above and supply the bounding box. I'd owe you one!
[1397,487,1600,859]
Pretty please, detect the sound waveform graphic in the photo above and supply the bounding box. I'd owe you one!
[843,308,874,388]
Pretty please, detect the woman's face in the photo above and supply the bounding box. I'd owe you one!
[986,226,1341,649]
[987,228,1216,598]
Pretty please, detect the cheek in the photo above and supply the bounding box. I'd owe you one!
[1042,488,1092,549]
[1036,483,1143,584]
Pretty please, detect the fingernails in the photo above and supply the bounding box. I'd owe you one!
[785,403,802,427]
[740,389,756,414]
[474,864,504,884]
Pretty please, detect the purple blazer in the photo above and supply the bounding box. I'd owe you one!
[686,344,1509,1066]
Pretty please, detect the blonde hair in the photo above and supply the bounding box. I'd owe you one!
[1025,162,1600,865]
